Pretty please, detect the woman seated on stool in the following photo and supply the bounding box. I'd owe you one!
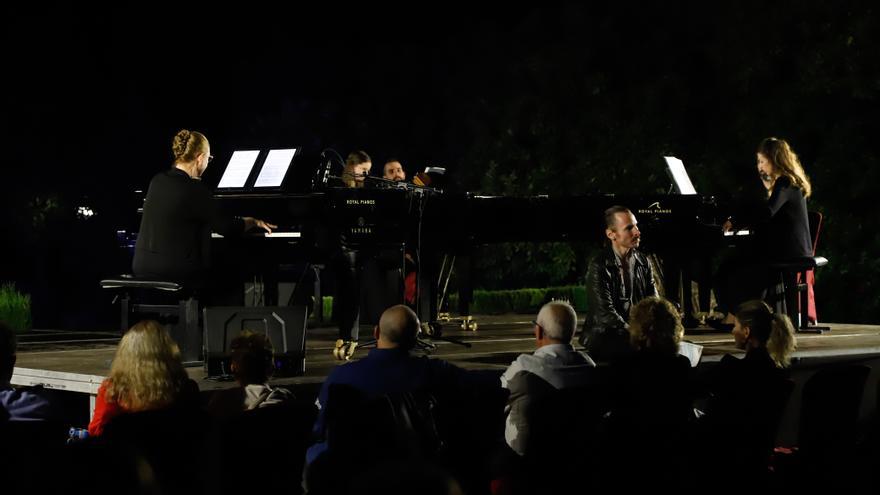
[712,137,814,328]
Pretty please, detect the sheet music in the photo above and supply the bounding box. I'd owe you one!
[218,150,261,188]
[679,340,704,367]
[254,148,296,187]
[663,156,698,195]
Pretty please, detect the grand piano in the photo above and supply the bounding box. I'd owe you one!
[210,185,723,327]
[123,148,727,329]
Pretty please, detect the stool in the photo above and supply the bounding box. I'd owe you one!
[765,256,830,333]
[100,275,202,365]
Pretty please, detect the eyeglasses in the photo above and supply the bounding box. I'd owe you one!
[208,155,214,163]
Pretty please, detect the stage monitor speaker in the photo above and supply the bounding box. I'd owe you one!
[203,305,307,378]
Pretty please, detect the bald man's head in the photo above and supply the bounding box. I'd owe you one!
[377,305,420,349]
[535,301,578,343]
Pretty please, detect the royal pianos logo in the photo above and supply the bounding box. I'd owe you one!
[637,202,673,215]
[346,199,376,205]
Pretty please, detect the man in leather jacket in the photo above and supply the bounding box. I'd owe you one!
[579,206,657,363]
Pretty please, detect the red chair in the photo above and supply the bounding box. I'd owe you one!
[801,211,823,324]
[766,211,829,333]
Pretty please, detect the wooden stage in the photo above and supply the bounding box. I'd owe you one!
[11,315,880,443]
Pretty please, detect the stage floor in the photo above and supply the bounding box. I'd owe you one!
[13,315,880,393]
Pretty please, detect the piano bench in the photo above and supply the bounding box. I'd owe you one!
[99,275,202,365]
[765,256,829,333]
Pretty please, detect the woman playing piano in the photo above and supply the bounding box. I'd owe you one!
[712,137,813,328]
[133,129,275,301]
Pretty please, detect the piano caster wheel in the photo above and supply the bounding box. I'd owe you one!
[460,316,478,332]
[421,322,443,337]
[333,339,357,361]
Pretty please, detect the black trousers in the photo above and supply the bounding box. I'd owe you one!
[713,248,777,315]
[334,248,361,341]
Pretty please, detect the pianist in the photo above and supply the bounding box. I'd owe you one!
[712,137,813,327]
[579,206,658,363]
[132,130,275,300]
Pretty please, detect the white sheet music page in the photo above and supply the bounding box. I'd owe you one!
[218,150,260,188]
[679,341,704,367]
[664,156,698,195]
[254,148,296,187]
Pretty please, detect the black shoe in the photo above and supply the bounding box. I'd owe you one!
[682,316,701,329]
[706,318,734,332]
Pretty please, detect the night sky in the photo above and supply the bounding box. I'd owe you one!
[3,2,879,326]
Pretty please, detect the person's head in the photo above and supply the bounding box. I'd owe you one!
[604,205,640,254]
[533,301,579,347]
[344,150,372,188]
[0,321,17,384]
[172,129,211,178]
[374,305,420,350]
[228,330,275,386]
[733,300,797,368]
[106,320,190,411]
[383,160,406,181]
[628,296,683,355]
[756,137,812,198]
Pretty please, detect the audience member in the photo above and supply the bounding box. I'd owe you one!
[88,320,199,436]
[0,320,55,421]
[207,330,294,419]
[600,296,694,488]
[500,301,596,455]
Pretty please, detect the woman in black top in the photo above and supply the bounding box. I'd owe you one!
[713,137,814,325]
[695,300,796,484]
[133,130,275,291]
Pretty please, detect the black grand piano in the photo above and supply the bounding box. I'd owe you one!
[123,147,728,329]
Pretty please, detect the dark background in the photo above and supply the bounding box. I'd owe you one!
[2,1,878,328]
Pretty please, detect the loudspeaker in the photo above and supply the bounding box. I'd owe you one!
[203,306,307,378]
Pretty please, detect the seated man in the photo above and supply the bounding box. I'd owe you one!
[501,301,596,455]
[580,205,658,363]
[307,304,471,465]
[0,321,55,421]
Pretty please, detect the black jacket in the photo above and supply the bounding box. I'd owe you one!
[133,168,243,282]
[580,245,657,357]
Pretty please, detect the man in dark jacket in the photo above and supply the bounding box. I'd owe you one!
[579,205,657,363]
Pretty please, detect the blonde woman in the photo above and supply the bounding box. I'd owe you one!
[610,296,693,416]
[730,300,797,369]
[132,129,275,291]
[601,297,695,487]
[696,300,797,480]
[88,320,198,436]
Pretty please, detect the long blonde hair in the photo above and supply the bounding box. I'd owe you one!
[757,137,812,198]
[735,300,797,368]
[105,320,191,411]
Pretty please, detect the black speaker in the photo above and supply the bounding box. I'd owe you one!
[203,306,307,378]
